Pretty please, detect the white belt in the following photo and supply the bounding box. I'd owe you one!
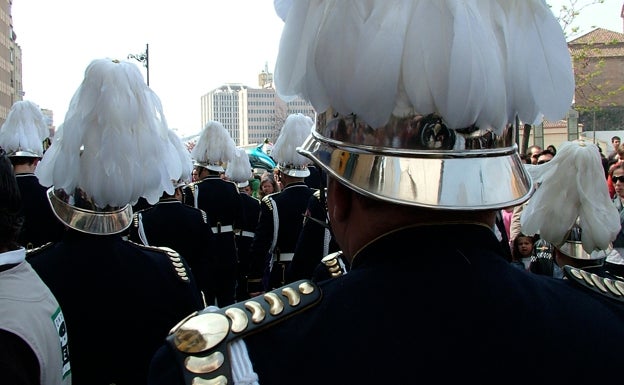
[275,252,295,262]
[237,230,255,238]
[212,224,234,233]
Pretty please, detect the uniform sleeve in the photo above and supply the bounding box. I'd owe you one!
[247,198,275,285]
[287,195,327,283]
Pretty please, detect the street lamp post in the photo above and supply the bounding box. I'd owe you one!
[128,43,149,86]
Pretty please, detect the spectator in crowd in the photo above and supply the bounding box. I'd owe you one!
[607,143,624,198]
[0,148,71,385]
[148,2,624,384]
[26,58,204,385]
[258,172,280,199]
[510,233,536,271]
[184,120,243,307]
[546,144,557,156]
[536,149,555,164]
[607,135,621,163]
[527,145,542,165]
[608,163,624,267]
[0,100,66,249]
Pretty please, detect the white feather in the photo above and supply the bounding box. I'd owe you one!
[0,100,49,157]
[191,120,237,165]
[226,147,253,183]
[271,113,314,167]
[521,141,620,252]
[274,0,293,22]
[36,58,184,208]
[275,0,573,133]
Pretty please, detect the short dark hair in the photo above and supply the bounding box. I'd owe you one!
[612,136,621,142]
[0,148,24,247]
[538,149,556,158]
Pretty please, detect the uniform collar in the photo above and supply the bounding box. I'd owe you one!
[0,247,26,266]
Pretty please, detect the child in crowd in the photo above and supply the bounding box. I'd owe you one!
[511,233,536,271]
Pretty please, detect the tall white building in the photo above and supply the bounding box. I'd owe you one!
[199,70,315,146]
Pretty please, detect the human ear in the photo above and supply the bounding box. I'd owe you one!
[327,177,352,223]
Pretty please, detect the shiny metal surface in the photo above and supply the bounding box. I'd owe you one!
[173,312,230,354]
[297,110,533,210]
[224,307,248,333]
[47,187,132,235]
[558,241,608,260]
[190,375,227,385]
[8,149,42,158]
[244,301,266,324]
[263,292,285,316]
[185,351,224,374]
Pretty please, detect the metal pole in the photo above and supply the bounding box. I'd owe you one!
[145,43,150,87]
[127,44,150,86]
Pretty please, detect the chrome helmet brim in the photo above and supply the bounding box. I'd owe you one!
[47,187,133,235]
[298,110,533,210]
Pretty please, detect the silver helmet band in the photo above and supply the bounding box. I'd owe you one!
[297,109,533,210]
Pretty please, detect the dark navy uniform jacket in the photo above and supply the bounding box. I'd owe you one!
[15,173,65,248]
[183,175,243,307]
[149,224,624,385]
[235,193,261,301]
[27,230,203,385]
[248,182,316,291]
[286,189,340,283]
[128,197,215,305]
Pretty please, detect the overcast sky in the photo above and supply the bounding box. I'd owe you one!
[11,0,624,137]
[11,0,284,137]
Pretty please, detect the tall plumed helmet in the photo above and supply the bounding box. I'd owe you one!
[275,0,574,209]
[0,100,49,158]
[191,120,237,173]
[521,140,620,257]
[35,58,189,234]
[167,128,194,187]
[271,113,314,177]
[226,147,253,188]
[555,222,612,261]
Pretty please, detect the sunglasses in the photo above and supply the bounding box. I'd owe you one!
[537,159,550,165]
[613,175,624,184]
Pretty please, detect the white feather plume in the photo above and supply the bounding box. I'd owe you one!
[0,100,49,157]
[190,120,237,166]
[35,58,184,208]
[271,113,314,167]
[167,129,193,184]
[274,0,573,132]
[521,140,619,253]
[226,147,253,183]
[274,0,293,22]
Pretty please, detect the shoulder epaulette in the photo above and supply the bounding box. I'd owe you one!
[126,240,190,283]
[313,189,321,200]
[563,265,624,303]
[262,195,274,210]
[25,241,54,256]
[132,212,139,228]
[166,279,321,385]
